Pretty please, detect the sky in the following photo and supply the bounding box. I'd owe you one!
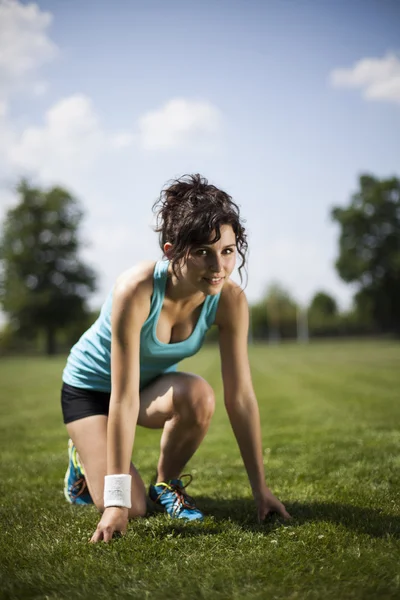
[0,0,399,315]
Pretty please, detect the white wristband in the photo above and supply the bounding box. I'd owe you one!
[104,474,132,508]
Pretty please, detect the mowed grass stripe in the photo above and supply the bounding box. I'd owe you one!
[248,343,400,427]
[1,340,399,600]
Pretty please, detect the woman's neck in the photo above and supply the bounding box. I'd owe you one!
[165,264,205,307]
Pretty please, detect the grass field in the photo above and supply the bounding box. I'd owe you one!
[1,340,399,599]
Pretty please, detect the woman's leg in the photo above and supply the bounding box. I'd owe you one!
[138,372,215,482]
[65,371,214,516]
[66,415,147,518]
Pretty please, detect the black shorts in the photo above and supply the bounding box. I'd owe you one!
[61,382,111,424]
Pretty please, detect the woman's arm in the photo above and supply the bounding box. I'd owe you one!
[107,279,150,474]
[216,283,291,521]
[90,271,152,543]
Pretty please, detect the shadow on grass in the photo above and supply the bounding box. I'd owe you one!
[195,497,400,539]
[136,517,224,539]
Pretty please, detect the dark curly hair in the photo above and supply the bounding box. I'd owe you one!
[152,174,248,286]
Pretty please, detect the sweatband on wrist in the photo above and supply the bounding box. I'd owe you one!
[104,474,132,508]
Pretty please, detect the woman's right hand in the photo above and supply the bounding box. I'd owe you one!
[90,507,129,543]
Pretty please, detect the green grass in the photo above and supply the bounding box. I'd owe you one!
[1,340,399,599]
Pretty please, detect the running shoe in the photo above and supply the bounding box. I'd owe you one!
[148,474,203,521]
[64,438,93,505]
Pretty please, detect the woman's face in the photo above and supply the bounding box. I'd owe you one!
[165,224,237,295]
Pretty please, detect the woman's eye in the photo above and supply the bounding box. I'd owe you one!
[195,248,234,256]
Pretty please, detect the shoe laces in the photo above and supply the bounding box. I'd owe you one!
[70,476,88,499]
[155,474,197,513]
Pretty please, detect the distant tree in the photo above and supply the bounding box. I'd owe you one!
[307,291,340,338]
[250,302,269,341]
[264,282,298,340]
[0,180,97,355]
[332,175,400,332]
[309,291,338,317]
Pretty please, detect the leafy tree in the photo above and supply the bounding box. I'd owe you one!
[307,291,340,338]
[264,282,298,340]
[332,175,400,332]
[250,302,269,341]
[0,180,97,354]
[309,291,337,317]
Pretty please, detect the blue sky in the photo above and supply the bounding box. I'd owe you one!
[1,0,399,313]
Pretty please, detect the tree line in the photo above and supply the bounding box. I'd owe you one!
[1,174,399,355]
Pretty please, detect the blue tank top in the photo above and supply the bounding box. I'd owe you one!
[62,260,221,392]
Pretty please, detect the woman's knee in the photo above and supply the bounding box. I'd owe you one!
[175,374,215,427]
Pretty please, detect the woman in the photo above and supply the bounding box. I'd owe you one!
[61,174,291,543]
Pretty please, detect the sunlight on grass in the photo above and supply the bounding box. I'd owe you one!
[1,340,399,599]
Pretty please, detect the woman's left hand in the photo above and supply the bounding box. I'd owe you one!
[255,486,292,522]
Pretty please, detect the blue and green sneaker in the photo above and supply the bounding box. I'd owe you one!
[64,439,93,505]
[149,474,203,521]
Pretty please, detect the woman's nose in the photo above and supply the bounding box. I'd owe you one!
[209,255,223,273]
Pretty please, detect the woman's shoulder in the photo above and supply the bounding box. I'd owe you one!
[214,278,248,328]
[113,260,157,304]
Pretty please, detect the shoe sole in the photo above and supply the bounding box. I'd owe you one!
[63,463,73,504]
[147,496,166,514]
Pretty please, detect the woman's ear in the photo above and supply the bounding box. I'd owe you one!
[163,242,173,258]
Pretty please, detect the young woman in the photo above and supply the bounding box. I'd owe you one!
[61,174,291,543]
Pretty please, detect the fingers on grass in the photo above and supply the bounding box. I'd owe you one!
[90,528,111,543]
[113,530,124,539]
[258,509,269,522]
[89,527,125,544]
[103,526,115,543]
[89,531,101,544]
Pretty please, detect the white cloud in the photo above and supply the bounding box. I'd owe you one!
[329,52,400,105]
[0,101,16,159]
[0,187,18,211]
[9,94,104,178]
[138,98,221,150]
[110,132,135,149]
[8,94,133,182]
[0,0,57,101]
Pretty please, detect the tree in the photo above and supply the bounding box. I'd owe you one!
[250,301,269,341]
[264,282,298,340]
[307,291,339,338]
[0,180,97,354]
[332,175,400,332]
[309,291,337,317]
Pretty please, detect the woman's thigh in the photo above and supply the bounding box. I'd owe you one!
[137,371,214,429]
[66,415,147,517]
[65,372,213,511]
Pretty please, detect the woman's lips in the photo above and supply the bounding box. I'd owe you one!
[204,277,224,285]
